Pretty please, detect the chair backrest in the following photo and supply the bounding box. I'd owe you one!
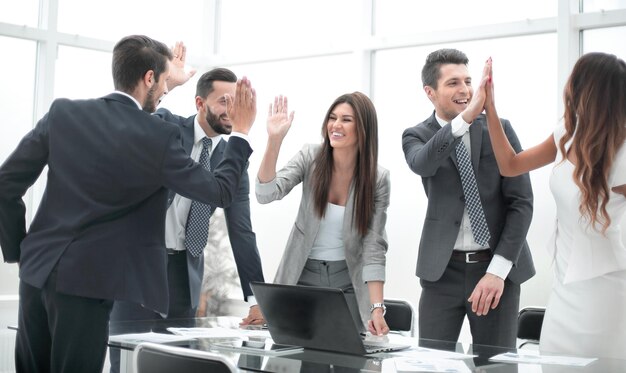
[133,342,238,373]
[517,307,545,348]
[384,298,415,336]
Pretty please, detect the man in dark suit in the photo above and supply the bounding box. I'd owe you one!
[402,49,534,348]
[108,67,265,372]
[0,35,257,373]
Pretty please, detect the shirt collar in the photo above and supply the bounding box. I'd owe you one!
[113,91,142,110]
[434,113,448,127]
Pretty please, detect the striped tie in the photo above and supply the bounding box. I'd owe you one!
[184,137,213,257]
[455,140,491,246]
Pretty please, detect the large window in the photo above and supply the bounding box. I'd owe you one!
[583,25,626,55]
[0,36,37,295]
[54,46,113,100]
[0,1,39,28]
[57,0,207,53]
[0,37,37,164]
[219,0,361,58]
[584,0,626,12]
[375,0,556,36]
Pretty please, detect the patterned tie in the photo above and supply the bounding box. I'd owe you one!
[184,137,213,257]
[455,139,491,246]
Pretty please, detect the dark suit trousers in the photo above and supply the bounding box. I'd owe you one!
[15,268,113,373]
[108,251,195,373]
[418,259,520,348]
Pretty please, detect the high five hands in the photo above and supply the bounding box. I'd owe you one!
[267,95,295,141]
[226,77,257,135]
[462,57,494,123]
[167,41,197,90]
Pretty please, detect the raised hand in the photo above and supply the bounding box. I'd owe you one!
[267,95,295,141]
[461,56,491,123]
[225,77,257,135]
[167,41,197,90]
[484,57,496,114]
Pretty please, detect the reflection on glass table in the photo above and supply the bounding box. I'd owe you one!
[108,317,626,373]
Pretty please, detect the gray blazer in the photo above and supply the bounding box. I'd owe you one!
[402,113,535,284]
[256,144,390,325]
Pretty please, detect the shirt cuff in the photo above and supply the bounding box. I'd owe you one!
[230,132,251,146]
[247,295,258,307]
[451,114,471,138]
[487,254,513,280]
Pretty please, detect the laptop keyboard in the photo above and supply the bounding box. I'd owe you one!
[363,344,393,353]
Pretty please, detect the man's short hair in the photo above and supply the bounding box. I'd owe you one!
[196,68,238,98]
[112,35,172,93]
[421,48,469,89]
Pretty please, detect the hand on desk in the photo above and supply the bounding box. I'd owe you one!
[239,305,265,326]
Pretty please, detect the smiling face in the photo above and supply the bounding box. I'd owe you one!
[327,102,358,150]
[425,63,473,122]
[197,80,236,136]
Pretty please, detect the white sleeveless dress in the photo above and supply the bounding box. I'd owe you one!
[540,125,626,359]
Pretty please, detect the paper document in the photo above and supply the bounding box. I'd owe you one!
[393,357,471,372]
[167,326,270,339]
[490,351,597,366]
[109,332,192,344]
[167,327,243,338]
[389,346,475,360]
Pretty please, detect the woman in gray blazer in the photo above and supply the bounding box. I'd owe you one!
[256,92,390,335]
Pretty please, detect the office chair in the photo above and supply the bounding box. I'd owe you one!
[384,298,415,336]
[133,342,238,373]
[517,307,545,348]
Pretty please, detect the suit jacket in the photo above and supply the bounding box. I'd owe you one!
[402,112,535,284]
[155,108,265,308]
[255,144,390,326]
[0,93,252,314]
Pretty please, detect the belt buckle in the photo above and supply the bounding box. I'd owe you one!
[465,252,479,264]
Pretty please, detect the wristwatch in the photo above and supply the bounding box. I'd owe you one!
[370,302,386,315]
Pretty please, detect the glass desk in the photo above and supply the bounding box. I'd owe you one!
[108,317,626,373]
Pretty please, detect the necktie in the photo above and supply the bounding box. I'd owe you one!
[184,137,213,257]
[455,139,491,246]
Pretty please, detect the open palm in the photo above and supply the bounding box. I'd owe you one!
[267,95,295,139]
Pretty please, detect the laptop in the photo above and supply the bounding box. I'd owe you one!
[250,282,410,355]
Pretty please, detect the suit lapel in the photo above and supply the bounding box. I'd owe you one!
[426,114,459,166]
[181,116,195,155]
[210,138,225,170]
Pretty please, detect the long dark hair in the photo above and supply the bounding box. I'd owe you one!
[559,52,626,233]
[311,92,379,236]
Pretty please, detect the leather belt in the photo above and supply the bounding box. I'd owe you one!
[451,250,492,264]
[166,248,185,255]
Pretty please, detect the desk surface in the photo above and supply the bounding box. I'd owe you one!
[108,317,626,373]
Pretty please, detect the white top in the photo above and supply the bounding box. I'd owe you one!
[309,203,346,261]
[164,117,222,251]
[548,124,626,283]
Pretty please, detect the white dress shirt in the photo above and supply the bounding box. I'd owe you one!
[441,114,513,280]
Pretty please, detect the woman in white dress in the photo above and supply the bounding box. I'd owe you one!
[479,53,626,359]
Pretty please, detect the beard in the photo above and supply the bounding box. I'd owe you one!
[142,85,160,113]
[205,106,231,135]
